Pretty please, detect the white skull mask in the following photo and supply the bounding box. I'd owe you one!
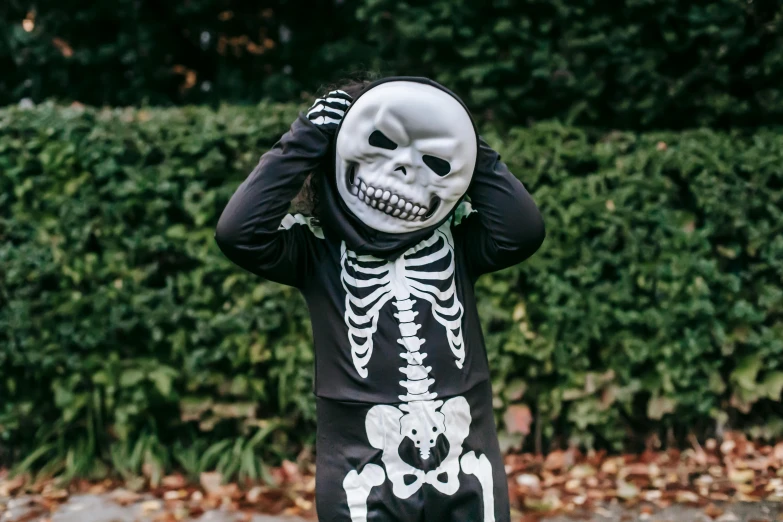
[335,81,478,234]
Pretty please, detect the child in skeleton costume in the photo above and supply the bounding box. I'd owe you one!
[216,77,545,521]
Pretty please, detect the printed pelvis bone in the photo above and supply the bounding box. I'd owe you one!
[364,395,471,499]
[334,80,478,235]
[340,225,495,521]
[399,400,444,460]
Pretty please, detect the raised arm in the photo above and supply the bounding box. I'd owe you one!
[456,138,546,278]
[215,91,351,287]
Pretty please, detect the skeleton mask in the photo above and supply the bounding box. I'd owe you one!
[335,80,478,234]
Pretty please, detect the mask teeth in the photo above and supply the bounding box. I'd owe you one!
[353,176,429,221]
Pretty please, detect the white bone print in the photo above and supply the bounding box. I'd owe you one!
[340,224,494,522]
[339,225,464,379]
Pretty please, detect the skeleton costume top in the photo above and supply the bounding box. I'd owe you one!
[216,77,545,522]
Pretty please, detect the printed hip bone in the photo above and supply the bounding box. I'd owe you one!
[339,225,495,521]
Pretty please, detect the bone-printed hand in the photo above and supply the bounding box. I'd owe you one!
[306,90,352,129]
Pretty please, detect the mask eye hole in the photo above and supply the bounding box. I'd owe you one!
[423,155,451,177]
[369,130,398,150]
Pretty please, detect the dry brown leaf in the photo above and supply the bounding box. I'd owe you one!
[720,439,736,455]
[163,489,188,500]
[570,464,596,479]
[151,513,177,522]
[524,490,562,512]
[0,475,26,496]
[281,460,302,484]
[744,457,770,471]
[293,496,313,511]
[110,488,142,506]
[141,499,163,514]
[7,507,48,522]
[544,449,574,471]
[245,486,265,503]
[161,474,187,489]
[601,458,621,474]
[504,404,533,436]
[199,472,223,496]
[622,462,651,477]
[52,37,73,58]
[515,474,541,491]
[617,480,639,500]
[87,482,109,495]
[703,503,724,519]
[41,487,68,501]
[209,482,241,500]
[675,490,700,504]
[572,494,587,506]
[728,469,754,484]
[773,441,783,463]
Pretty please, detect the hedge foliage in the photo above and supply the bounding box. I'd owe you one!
[1,0,369,106]
[1,104,782,481]
[3,0,783,129]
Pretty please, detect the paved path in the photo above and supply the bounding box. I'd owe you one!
[2,493,782,521]
[2,493,310,522]
[544,500,782,522]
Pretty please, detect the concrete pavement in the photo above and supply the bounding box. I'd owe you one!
[2,492,782,521]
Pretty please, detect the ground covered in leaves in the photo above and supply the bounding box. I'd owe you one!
[2,433,782,521]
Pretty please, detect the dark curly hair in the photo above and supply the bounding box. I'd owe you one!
[291,75,378,217]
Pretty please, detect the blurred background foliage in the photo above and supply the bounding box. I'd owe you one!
[2,0,783,129]
[1,103,781,481]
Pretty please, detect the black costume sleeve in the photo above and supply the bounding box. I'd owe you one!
[456,138,546,278]
[214,114,329,287]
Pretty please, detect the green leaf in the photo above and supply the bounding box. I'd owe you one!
[120,369,145,388]
[647,396,677,420]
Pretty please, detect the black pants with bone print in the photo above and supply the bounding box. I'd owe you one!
[314,380,510,522]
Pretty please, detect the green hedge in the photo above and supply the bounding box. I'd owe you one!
[3,0,783,129]
[358,0,783,130]
[0,0,370,106]
[1,104,782,481]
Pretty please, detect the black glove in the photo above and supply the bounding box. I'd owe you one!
[306,90,353,130]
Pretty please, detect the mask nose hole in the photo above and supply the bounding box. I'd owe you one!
[394,166,407,176]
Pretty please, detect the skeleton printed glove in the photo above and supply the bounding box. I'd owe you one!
[306,90,352,130]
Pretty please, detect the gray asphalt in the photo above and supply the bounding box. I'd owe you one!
[2,493,310,522]
[544,500,782,521]
[2,493,782,521]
